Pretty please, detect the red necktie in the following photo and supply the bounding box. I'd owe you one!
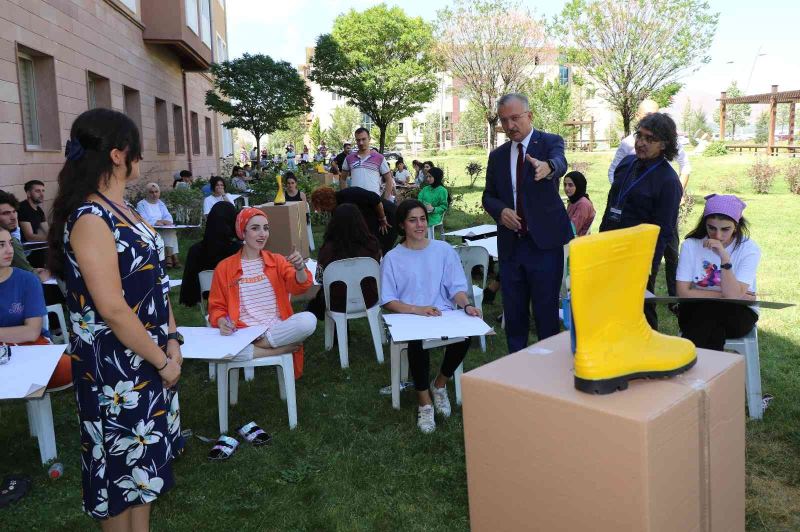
[516,143,527,235]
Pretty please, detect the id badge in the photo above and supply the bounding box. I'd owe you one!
[608,207,622,222]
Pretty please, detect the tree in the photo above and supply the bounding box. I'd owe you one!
[776,104,790,135]
[310,4,438,152]
[421,112,441,151]
[324,105,361,148]
[436,0,546,150]
[371,123,399,150]
[206,53,312,161]
[754,111,769,144]
[713,81,750,140]
[649,82,683,109]
[268,114,308,154]
[525,77,572,139]
[456,102,489,149]
[554,0,718,135]
[309,117,323,150]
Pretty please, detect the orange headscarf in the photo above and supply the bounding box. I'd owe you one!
[235,207,267,240]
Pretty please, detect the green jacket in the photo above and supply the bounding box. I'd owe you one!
[11,236,34,272]
[418,185,448,227]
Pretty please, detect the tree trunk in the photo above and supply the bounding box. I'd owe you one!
[622,111,632,137]
[377,123,387,153]
[487,117,499,152]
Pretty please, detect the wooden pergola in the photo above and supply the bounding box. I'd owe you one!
[718,85,800,155]
[563,118,595,151]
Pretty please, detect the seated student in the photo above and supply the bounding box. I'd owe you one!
[231,166,249,192]
[676,194,760,351]
[393,161,411,187]
[203,176,234,215]
[306,203,382,319]
[380,199,480,434]
[311,185,396,256]
[174,170,193,189]
[417,167,449,228]
[136,182,181,268]
[563,171,595,236]
[208,208,316,378]
[0,228,70,388]
[411,160,424,187]
[180,201,241,307]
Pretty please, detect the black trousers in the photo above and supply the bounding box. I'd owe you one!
[663,232,679,297]
[407,337,471,392]
[645,264,660,330]
[678,301,758,352]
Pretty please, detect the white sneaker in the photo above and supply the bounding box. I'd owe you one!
[417,404,436,434]
[430,381,451,418]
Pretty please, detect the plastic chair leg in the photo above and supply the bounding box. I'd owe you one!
[26,401,37,437]
[28,395,57,464]
[324,314,335,351]
[366,307,385,364]
[281,354,298,429]
[306,223,315,251]
[390,342,404,410]
[217,363,230,434]
[744,335,763,420]
[208,362,216,381]
[244,367,255,382]
[229,368,240,406]
[454,363,463,406]
[333,314,349,368]
[276,365,287,400]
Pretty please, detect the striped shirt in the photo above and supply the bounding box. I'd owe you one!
[342,151,389,195]
[238,257,279,329]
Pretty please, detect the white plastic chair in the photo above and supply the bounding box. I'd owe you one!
[455,246,489,351]
[724,326,763,420]
[199,270,254,382]
[307,221,315,251]
[322,257,385,368]
[427,211,445,240]
[388,337,463,410]
[45,304,68,345]
[215,344,298,432]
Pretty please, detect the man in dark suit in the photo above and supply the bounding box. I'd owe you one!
[482,93,573,353]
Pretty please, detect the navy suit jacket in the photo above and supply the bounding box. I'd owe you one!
[482,129,573,258]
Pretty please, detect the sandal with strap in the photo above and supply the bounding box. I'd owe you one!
[237,421,272,446]
[0,475,31,508]
[208,435,239,461]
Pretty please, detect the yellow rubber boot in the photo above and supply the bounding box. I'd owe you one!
[570,224,696,394]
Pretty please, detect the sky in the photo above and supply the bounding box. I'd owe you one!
[227,0,800,120]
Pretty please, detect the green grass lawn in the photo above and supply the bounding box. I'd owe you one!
[1,151,798,530]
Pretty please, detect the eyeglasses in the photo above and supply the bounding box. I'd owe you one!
[0,345,11,365]
[499,112,530,125]
[634,131,661,144]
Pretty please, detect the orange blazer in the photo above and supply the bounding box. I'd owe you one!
[208,249,313,378]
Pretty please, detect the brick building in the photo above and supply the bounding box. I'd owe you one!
[0,0,233,209]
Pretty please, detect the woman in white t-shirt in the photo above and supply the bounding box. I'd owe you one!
[136,182,181,268]
[203,176,234,215]
[675,194,759,351]
[381,199,480,434]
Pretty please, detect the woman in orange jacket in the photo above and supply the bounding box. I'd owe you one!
[208,207,316,378]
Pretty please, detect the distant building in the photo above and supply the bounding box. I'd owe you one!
[0,0,234,207]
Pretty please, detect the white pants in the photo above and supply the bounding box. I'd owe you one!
[233,312,317,361]
[158,228,179,253]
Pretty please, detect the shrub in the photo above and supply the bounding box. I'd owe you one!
[248,174,279,205]
[784,159,800,195]
[465,161,484,188]
[677,192,696,227]
[703,141,728,157]
[719,175,740,194]
[162,187,204,225]
[749,157,778,194]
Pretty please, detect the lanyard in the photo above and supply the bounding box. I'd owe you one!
[614,158,664,208]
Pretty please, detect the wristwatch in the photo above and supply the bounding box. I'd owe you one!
[720,263,733,270]
[167,331,184,345]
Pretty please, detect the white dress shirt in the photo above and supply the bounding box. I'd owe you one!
[509,129,534,207]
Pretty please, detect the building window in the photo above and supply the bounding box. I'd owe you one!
[361,113,373,132]
[123,86,142,132]
[119,0,136,12]
[559,65,570,85]
[16,47,60,150]
[205,116,213,155]
[220,125,233,157]
[87,71,111,109]
[215,33,228,63]
[155,98,169,153]
[200,0,211,47]
[185,0,199,34]
[173,105,185,154]
[332,91,343,101]
[398,122,404,134]
[190,111,200,154]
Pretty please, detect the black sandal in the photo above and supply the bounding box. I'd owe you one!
[0,475,30,508]
[237,421,272,446]
[208,435,239,461]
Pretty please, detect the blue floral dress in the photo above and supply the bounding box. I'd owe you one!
[63,201,183,519]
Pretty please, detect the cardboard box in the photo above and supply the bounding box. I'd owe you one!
[311,172,336,186]
[256,201,310,258]
[462,332,744,532]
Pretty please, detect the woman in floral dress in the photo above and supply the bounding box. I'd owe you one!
[48,109,183,531]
